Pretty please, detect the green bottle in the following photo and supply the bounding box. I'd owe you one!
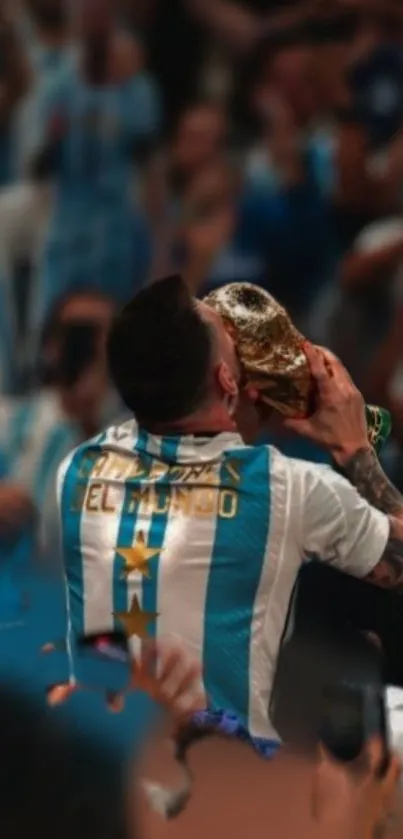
[365,405,392,455]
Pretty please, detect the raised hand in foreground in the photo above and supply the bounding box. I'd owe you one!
[45,637,206,722]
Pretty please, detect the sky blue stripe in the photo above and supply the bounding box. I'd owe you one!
[141,436,181,640]
[203,447,271,727]
[61,432,107,642]
[60,446,89,640]
[112,428,147,628]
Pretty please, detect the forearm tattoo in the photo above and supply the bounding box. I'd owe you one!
[342,447,403,517]
[342,447,403,593]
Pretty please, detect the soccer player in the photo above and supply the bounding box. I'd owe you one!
[57,274,403,752]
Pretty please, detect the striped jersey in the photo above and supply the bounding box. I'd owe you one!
[57,419,389,740]
[31,60,158,329]
[0,389,122,558]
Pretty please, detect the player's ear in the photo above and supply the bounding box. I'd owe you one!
[217,360,238,397]
[216,361,239,417]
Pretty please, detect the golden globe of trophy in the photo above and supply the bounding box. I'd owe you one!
[204,283,391,454]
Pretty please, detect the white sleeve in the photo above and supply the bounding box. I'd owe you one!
[297,461,390,578]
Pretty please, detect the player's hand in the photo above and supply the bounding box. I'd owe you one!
[283,343,369,464]
[131,639,206,722]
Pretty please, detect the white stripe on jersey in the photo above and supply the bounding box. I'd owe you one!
[79,425,138,638]
[155,436,219,700]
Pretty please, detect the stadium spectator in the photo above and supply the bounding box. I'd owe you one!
[0,287,120,562]
[28,0,158,330]
[1,3,403,831]
[16,0,76,174]
[0,9,29,185]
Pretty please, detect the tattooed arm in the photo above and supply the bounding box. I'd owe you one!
[284,343,403,592]
[341,447,403,518]
[340,446,403,593]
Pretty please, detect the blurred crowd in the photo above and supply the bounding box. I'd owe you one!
[1,0,403,562]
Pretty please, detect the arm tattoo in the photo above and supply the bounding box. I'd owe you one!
[342,447,403,593]
[365,530,403,594]
[341,447,403,517]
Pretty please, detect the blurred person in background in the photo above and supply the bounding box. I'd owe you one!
[0,287,120,565]
[16,0,77,173]
[119,0,209,131]
[139,736,401,839]
[244,60,337,328]
[28,0,158,332]
[143,102,229,278]
[345,3,403,177]
[0,271,20,396]
[169,102,229,195]
[0,640,205,839]
[0,674,400,839]
[0,9,29,185]
[177,161,239,292]
[0,685,128,839]
[137,631,402,839]
[324,218,403,389]
[242,35,382,326]
[0,177,52,395]
[22,0,73,63]
[356,224,403,490]
[172,98,335,328]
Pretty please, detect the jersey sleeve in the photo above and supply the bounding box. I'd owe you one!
[297,460,390,578]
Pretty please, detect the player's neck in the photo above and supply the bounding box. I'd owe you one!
[142,403,238,438]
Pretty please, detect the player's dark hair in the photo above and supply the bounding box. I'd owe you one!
[107,274,214,426]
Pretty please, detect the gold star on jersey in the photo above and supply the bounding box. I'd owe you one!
[114,595,158,640]
[116,531,161,579]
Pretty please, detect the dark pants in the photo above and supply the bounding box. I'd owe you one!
[294,561,403,688]
[271,562,393,746]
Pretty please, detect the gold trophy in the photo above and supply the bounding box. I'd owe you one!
[204,283,391,454]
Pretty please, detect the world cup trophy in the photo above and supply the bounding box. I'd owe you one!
[204,283,391,454]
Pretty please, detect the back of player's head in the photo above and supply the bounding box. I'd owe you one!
[107,275,214,425]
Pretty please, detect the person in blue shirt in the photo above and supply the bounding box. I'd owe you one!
[179,154,335,329]
[0,287,121,567]
[29,0,158,330]
[0,285,145,756]
[0,13,29,185]
[15,0,78,175]
[0,272,20,395]
[241,84,337,327]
